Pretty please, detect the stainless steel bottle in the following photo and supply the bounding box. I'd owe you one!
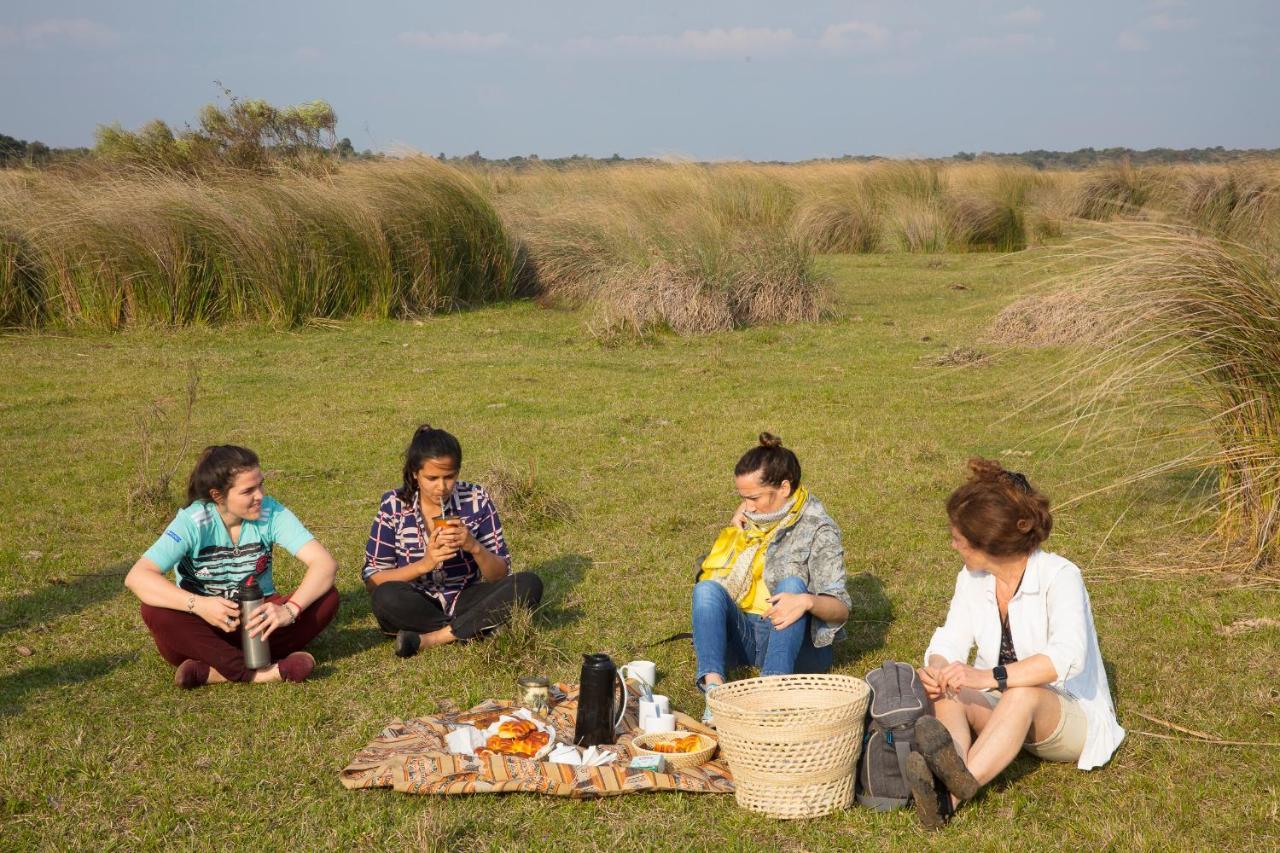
[237,578,271,670]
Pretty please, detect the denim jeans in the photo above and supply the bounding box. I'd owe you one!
[692,575,833,687]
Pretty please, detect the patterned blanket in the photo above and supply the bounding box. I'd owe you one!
[340,683,735,798]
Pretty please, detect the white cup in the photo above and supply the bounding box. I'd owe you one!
[621,660,657,690]
[643,712,676,734]
[650,694,670,716]
[638,699,658,728]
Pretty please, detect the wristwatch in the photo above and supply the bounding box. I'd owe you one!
[992,665,1009,691]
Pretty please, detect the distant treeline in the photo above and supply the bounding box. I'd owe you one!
[0,133,89,167]
[2,122,1280,171]
[424,146,1280,171]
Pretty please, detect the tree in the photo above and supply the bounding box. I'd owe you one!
[93,89,340,173]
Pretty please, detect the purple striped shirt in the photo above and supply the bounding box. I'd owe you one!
[362,482,511,614]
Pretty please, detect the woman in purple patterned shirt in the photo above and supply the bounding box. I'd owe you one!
[362,425,543,657]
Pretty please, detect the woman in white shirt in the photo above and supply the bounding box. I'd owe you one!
[907,459,1125,830]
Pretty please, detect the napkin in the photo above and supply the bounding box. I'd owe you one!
[546,744,618,767]
[445,725,487,755]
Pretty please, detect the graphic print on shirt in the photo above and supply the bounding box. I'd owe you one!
[177,543,273,597]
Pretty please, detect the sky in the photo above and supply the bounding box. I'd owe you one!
[1,1,1276,161]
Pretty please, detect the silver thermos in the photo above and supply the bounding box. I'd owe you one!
[237,578,271,670]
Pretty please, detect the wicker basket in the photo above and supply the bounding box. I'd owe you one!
[630,731,718,770]
[707,673,870,819]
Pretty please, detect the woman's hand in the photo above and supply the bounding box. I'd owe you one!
[425,524,459,567]
[246,602,296,640]
[730,500,749,530]
[917,665,947,700]
[437,521,474,555]
[764,592,814,631]
[939,662,997,694]
[195,595,241,632]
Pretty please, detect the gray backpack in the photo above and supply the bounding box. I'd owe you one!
[856,661,930,810]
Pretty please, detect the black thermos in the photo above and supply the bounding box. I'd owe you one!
[574,653,623,747]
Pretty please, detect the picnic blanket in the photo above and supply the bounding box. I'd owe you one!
[340,683,735,798]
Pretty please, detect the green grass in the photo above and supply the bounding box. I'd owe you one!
[2,251,1278,850]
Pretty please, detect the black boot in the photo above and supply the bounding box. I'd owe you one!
[394,630,421,658]
[916,715,980,801]
[905,752,949,831]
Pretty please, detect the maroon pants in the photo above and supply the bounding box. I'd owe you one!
[140,588,340,682]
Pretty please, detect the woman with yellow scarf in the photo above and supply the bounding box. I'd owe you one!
[693,433,852,725]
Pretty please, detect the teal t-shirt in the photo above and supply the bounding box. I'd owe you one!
[143,497,314,597]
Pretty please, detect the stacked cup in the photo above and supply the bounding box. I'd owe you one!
[621,660,677,734]
[639,695,674,733]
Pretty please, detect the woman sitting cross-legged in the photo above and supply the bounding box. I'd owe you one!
[907,458,1125,830]
[692,432,852,725]
[124,445,340,688]
[363,425,543,657]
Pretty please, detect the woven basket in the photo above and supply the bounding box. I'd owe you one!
[630,731,717,769]
[707,673,870,819]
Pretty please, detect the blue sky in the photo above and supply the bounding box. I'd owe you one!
[1,1,1276,160]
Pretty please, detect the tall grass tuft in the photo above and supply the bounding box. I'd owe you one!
[0,158,519,329]
[1172,165,1279,248]
[1050,225,1280,571]
[1071,162,1157,220]
[499,165,829,338]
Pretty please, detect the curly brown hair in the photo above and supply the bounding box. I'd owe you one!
[946,458,1052,556]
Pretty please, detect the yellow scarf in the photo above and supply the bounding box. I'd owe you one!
[698,487,809,616]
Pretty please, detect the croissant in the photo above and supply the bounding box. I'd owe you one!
[649,734,701,754]
[485,728,550,757]
[497,719,538,739]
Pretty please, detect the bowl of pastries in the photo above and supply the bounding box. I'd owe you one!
[630,731,718,769]
[478,716,555,760]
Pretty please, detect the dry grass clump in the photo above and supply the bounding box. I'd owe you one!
[0,157,519,329]
[476,460,575,529]
[929,346,991,367]
[590,234,824,338]
[1049,225,1280,571]
[985,288,1111,347]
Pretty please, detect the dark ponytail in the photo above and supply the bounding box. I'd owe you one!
[946,458,1053,556]
[397,425,463,502]
[734,432,802,489]
[186,445,260,505]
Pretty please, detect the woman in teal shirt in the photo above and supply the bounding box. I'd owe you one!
[125,445,339,688]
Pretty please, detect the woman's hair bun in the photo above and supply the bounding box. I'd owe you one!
[758,432,783,449]
[967,457,1006,482]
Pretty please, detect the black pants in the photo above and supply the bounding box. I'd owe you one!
[370,573,543,640]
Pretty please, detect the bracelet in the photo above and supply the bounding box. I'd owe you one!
[282,598,301,624]
[185,595,196,613]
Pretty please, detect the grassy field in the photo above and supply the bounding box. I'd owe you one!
[2,248,1278,850]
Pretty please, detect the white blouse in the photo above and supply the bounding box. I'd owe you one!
[924,549,1125,770]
